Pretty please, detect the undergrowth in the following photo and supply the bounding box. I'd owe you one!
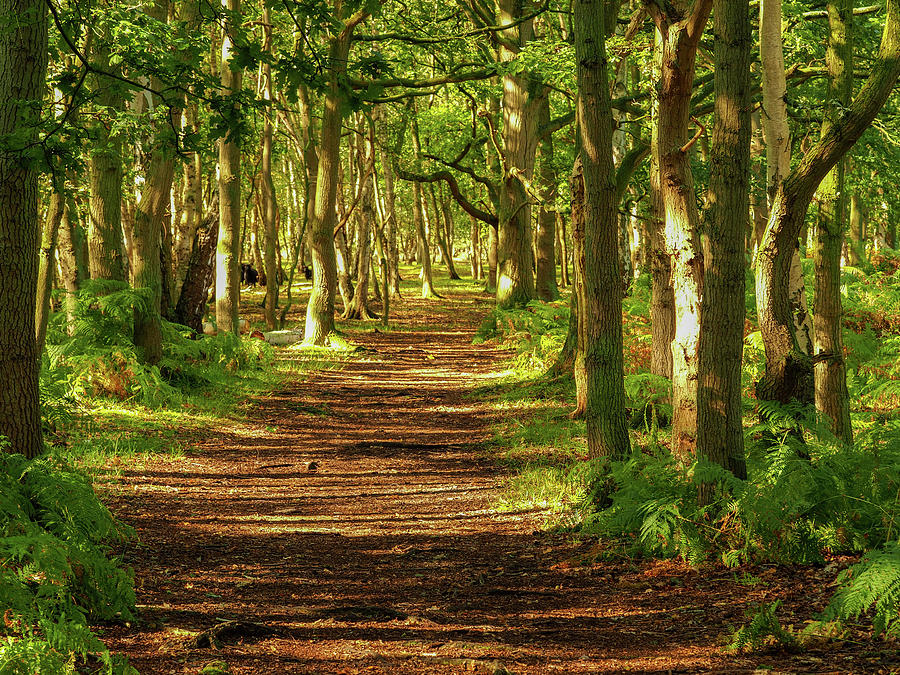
[477,265,900,645]
[0,448,136,674]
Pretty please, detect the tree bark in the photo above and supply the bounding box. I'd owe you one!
[697,0,751,482]
[813,0,854,443]
[535,96,559,301]
[575,0,631,459]
[0,0,47,457]
[261,6,279,330]
[648,28,674,381]
[760,0,814,357]
[174,195,219,332]
[216,0,242,335]
[88,32,127,283]
[304,1,368,344]
[647,0,712,458]
[496,0,539,308]
[35,187,64,355]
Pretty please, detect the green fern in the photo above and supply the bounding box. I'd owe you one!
[824,541,900,637]
[0,451,136,673]
[728,601,797,653]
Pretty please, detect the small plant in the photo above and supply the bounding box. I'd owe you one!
[0,450,136,673]
[727,601,798,653]
[823,541,900,637]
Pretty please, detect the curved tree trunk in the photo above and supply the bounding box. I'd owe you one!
[756,0,900,409]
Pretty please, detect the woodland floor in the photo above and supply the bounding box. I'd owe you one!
[101,285,900,674]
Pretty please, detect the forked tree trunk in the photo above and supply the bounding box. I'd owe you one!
[648,0,712,458]
[0,0,48,457]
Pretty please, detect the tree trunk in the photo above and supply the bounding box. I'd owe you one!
[756,0,900,409]
[813,0,854,443]
[174,195,219,332]
[57,195,85,333]
[697,0,751,482]
[261,6,279,329]
[0,0,47,457]
[486,224,498,292]
[575,0,631,460]
[535,97,559,301]
[88,35,127,283]
[216,0,242,335]
[557,210,570,286]
[848,192,864,265]
[760,0,814,357]
[304,3,368,344]
[411,110,440,298]
[35,187,64,355]
[496,0,539,308]
[378,137,402,296]
[570,159,587,419]
[649,0,712,458]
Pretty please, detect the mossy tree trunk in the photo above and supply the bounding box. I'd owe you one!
[813,0,854,444]
[697,0,751,482]
[574,0,631,460]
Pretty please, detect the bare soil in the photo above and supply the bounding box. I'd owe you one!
[102,291,899,674]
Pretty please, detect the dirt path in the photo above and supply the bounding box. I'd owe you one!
[102,294,865,674]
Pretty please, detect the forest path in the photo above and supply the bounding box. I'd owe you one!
[104,290,765,674]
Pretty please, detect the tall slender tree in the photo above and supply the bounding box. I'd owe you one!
[574,0,631,460]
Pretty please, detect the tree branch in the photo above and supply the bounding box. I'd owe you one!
[395,165,499,226]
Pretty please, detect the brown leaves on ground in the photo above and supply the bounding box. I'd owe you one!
[101,292,899,674]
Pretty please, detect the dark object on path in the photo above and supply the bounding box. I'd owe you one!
[240,263,259,287]
[193,620,277,648]
[302,264,312,280]
[307,461,318,472]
